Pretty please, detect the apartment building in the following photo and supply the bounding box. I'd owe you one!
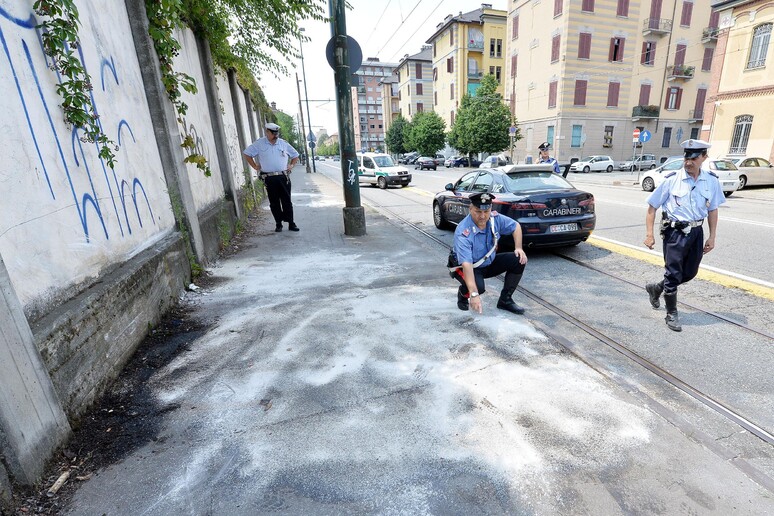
[702,0,774,161]
[352,58,397,152]
[426,4,507,130]
[506,0,719,164]
[377,75,401,133]
[395,46,434,120]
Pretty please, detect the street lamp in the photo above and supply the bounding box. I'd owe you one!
[299,28,316,173]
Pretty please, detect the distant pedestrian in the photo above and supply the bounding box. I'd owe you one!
[450,192,528,315]
[537,142,561,175]
[243,122,300,232]
[643,139,725,331]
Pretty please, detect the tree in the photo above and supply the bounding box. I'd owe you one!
[275,111,300,151]
[385,115,409,155]
[404,112,446,156]
[448,75,517,157]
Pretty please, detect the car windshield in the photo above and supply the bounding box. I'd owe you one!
[660,160,683,171]
[374,156,395,167]
[710,160,737,171]
[503,171,572,192]
[580,157,595,162]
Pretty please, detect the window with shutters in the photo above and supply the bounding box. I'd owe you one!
[434,91,438,105]
[642,41,656,65]
[496,66,502,82]
[451,111,455,125]
[708,10,719,29]
[416,83,423,95]
[496,39,502,58]
[665,86,682,110]
[603,126,614,147]
[433,67,438,81]
[511,55,518,77]
[415,63,422,79]
[747,24,771,69]
[408,104,412,116]
[638,84,651,105]
[578,33,591,59]
[512,15,519,39]
[702,47,714,71]
[548,81,558,108]
[661,127,672,147]
[607,82,620,107]
[674,44,686,66]
[582,0,594,13]
[450,28,454,46]
[680,1,693,27]
[690,127,699,139]
[693,88,706,118]
[616,0,629,17]
[609,37,625,62]
[417,103,423,113]
[730,115,753,154]
[571,125,583,147]
[574,80,587,106]
[490,66,495,76]
[554,0,563,17]
[490,38,496,57]
[551,35,561,63]
[447,58,454,73]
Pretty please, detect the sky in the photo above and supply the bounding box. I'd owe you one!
[259,0,507,137]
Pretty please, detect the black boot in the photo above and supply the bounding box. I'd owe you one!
[646,280,664,309]
[497,273,525,315]
[275,223,283,232]
[457,287,469,311]
[664,292,682,332]
[288,222,299,232]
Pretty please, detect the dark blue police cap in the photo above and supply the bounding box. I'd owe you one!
[538,142,551,151]
[470,192,495,210]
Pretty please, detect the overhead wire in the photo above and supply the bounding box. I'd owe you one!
[374,0,427,58]
[363,0,393,48]
[387,0,446,62]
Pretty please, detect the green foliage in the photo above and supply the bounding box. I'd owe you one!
[404,112,446,157]
[34,0,118,168]
[385,115,409,155]
[448,75,516,157]
[274,111,301,151]
[316,141,339,156]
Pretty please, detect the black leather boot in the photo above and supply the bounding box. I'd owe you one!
[646,280,664,309]
[275,223,283,232]
[457,287,469,311]
[664,292,682,332]
[497,273,525,315]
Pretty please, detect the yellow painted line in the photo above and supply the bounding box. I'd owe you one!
[403,186,435,198]
[588,235,774,301]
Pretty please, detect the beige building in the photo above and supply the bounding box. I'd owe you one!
[395,46,434,120]
[378,75,400,133]
[506,0,720,164]
[426,4,507,130]
[352,58,397,152]
[702,0,774,162]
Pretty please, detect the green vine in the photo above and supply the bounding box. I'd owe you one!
[145,0,211,177]
[34,0,118,168]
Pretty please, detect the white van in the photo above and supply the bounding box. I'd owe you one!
[357,153,412,189]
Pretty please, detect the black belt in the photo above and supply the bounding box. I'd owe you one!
[667,219,703,229]
[261,171,287,176]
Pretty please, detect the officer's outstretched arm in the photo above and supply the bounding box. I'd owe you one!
[461,262,483,314]
[644,205,657,249]
[512,224,528,265]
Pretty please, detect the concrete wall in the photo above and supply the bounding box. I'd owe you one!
[0,0,263,491]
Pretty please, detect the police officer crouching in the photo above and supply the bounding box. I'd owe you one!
[451,192,528,315]
[643,139,726,331]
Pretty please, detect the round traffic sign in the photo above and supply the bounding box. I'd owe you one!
[639,130,652,143]
[633,128,641,139]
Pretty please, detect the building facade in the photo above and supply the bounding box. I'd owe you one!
[395,46,434,120]
[703,0,774,162]
[426,4,507,130]
[378,75,401,134]
[352,58,397,152]
[506,0,719,165]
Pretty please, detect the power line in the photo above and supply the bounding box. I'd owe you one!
[363,0,393,48]
[388,0,445,62]
[374,0,427,58]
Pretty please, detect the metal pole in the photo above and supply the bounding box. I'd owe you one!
[329,0,366,236]
[295,72,312,173]
[299,30,317,173]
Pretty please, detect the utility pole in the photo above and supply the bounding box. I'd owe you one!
[329,0,366,236]
[299,28,317,173]
[295,72,312,174]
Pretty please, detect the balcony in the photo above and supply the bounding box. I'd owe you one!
[689,109,704,122]
[643,18,672,36]
[702,26,719,44]
[468,40,484,51]
[467,70,483,80]
[632,105,660,120]
[667,64,695,81]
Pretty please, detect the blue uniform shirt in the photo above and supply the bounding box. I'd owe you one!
[646,167,725,221]
[539,156,561,175]
[454,212,517,267]
[243,137,299,172]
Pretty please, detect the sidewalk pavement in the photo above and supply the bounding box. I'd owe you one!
[66,167,773,514]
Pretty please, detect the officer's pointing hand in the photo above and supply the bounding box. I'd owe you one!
[470,296,483,314]
[514,248,528,265]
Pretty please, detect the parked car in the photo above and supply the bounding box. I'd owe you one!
[398,152,418,164]
[444,156,459,168]
[479,156,508,168]
[727,157,774,189]
[433,164,596,248]
[452,157,482,168]
[640,158,741,196]
[569,155,615,173]
[415,157,437,170]
[434,153,446,166]
[357,152,412,189]
[332,155,340,162]
[619,153,657,171]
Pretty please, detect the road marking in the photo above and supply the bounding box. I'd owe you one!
[594,199,774,228]
[404,186,435,198]
[588,235,774,301]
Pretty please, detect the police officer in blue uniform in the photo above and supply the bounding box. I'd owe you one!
[538,142,561,175]
[643,139,725,331]
[452,192,528,314]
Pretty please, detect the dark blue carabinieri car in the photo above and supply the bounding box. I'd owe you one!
[433,164,596,248]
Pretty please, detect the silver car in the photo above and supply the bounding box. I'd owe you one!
[728,157,774,189]
[570,155,615,173]
[619,153,657,171]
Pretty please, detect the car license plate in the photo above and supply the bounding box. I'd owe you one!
[549,223,579,233]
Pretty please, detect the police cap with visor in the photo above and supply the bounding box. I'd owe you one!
[265,122,281,132]
[680,138,710,159]
[469,192,496,210]
[538,142,551,151]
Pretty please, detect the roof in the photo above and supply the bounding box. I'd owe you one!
[396,46,433,69]
[425,8,484,44]
[711,0,750,9]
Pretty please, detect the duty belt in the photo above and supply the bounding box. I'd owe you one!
[667,219,704,229]
[261,171,287,176]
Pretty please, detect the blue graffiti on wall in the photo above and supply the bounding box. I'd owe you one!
[0,5,155,243]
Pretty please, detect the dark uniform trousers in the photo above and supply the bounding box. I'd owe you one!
[454,253,526,295]
[264,174,294,225]
[662,226,704,294]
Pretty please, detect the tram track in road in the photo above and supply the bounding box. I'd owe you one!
[344,179,774,451]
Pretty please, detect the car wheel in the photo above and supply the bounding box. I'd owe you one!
[402,183,410,188]
[738,175,747,190]
[433,202,452,230]
[583,166,590,173]
[432,167,436,170]
[642,177,655,192]
[723,190,733,197]
[606,165,613,173]
[650,164,656,169]
[378,176,387,189]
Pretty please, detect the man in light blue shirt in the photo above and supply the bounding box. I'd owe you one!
[538,142,561,175]
[244,122,300,232]
[452,192,528,315]
[643,139,726,331]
